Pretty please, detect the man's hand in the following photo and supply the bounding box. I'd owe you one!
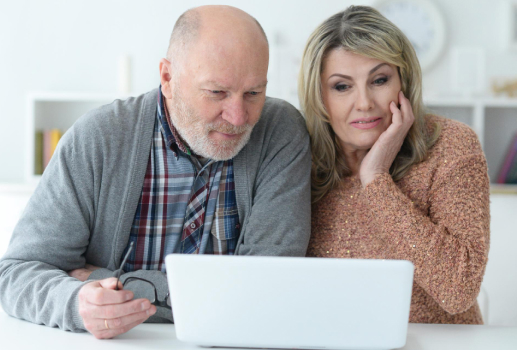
[359,91,415,188]
[78,277,157,339]
[68,264,101,282]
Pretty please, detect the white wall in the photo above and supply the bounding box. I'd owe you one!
[0,0,367,182]
[1,0,517,182]
[486,194,517,326]
[0,185,33,257]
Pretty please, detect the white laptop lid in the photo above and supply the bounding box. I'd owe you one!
[165,255,414,350]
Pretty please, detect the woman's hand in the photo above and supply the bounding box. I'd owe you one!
[359,91,415,188]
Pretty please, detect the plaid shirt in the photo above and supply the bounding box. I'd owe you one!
[122,88,239,273]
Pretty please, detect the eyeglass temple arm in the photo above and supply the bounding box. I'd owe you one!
[114,241,134,291]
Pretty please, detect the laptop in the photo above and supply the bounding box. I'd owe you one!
[165,254,414,350]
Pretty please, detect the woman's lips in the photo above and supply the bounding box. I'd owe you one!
[350,118,382,130]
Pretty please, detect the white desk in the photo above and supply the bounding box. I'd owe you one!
[1,311,516,350]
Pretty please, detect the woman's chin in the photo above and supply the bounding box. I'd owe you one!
[340,132,382,153]
[351,137,380,151]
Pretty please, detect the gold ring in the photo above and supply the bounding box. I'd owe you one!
[105,319,110,330]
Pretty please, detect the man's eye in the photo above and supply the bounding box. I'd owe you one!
[248,91,260,96]
[207,90,226,98]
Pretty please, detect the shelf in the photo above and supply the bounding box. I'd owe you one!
[27,91,132,101]
[424,96,517,184]
[490,184,517,195]
[26,92,129,182]
[424,96,517,107]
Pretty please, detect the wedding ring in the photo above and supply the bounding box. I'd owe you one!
[105,319,110,330]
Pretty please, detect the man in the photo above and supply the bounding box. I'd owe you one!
[0,6,310,339]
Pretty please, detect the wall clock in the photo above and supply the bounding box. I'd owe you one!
[376,0,447,72]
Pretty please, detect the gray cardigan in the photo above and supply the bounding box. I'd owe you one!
[0,89,311,331]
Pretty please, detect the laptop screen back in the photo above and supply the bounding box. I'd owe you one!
[165,255,413,350]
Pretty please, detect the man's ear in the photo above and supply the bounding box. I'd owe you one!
[159,58,174,99]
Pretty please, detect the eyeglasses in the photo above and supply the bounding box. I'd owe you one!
[114,241,171,310]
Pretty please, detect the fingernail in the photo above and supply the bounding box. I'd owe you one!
[141,302,149,311]
[125,293,132,301]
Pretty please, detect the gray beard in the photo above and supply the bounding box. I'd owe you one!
[167,91,254,161]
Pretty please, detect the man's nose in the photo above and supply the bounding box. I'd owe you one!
[222,96,248,127]
[355,88,374,111]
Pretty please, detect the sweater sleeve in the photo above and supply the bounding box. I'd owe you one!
[363,151,490,315]
[0,116,173,329]
[0,127,92,331]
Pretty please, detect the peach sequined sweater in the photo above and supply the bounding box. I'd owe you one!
[308,116,490,324]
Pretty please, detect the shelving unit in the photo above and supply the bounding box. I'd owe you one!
[25,92,517,193]
[424,96,517,193]
[26,92,128,183]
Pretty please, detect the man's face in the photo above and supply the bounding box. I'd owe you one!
[166,32,269,161]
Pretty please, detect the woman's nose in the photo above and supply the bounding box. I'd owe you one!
[355,88,374,111]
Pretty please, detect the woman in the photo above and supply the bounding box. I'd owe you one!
[299,6,490,324]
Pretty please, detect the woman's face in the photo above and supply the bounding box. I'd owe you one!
[321,49,402,154]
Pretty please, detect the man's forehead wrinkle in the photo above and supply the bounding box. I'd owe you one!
[200,78,267,91]
[198,27,260,50]
[203,80,231,90]
[192,44,265,80]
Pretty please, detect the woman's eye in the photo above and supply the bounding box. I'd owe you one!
[373,77,388,85]
[334,84,350,92]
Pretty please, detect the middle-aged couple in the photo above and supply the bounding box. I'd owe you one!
[0,5,490,339]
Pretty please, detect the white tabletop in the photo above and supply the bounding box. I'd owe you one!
[1,311,516,350]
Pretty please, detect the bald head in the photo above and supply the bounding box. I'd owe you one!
[166,5,268,66]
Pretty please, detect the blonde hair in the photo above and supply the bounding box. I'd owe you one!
[298,5,440,203]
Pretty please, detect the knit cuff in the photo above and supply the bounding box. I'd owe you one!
[362,172,422,251]
[363,172,397,202]
[70,287,87,332]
